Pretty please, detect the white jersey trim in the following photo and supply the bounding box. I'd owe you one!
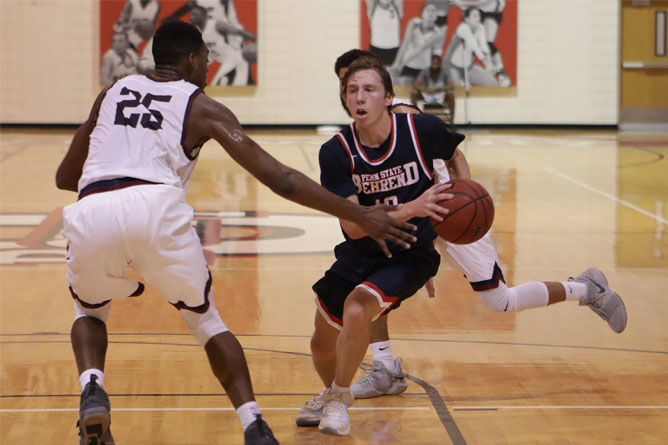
[335,133,355,174]
[406,114,433,180]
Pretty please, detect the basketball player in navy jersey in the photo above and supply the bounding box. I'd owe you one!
[331,49,628,402]
[295,56,468,436]
[56,21,416,445]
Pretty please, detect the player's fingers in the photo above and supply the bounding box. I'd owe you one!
[397,220,417,232]
[373,237,393,258]
[392,223,418,242]
[427,209,449,221]
[386,233,412,250]
[434,182,453,192]
[434,192,454,201]
[428,203,450,220]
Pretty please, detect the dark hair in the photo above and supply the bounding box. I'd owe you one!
[463,7,481,19]
[334,49,381,77]
[341,56,394,97]
[152,21,205,66]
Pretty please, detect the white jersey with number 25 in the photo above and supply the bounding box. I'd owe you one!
[79,75,202,192]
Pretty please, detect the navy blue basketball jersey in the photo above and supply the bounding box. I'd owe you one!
[319,112,465,255]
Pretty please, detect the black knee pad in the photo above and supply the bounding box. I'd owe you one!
[488,42,498,56]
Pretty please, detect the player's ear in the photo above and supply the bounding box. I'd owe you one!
[385,92,394,107]
[186,51,197,68]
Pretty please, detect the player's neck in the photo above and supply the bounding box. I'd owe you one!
[150,66,185,82]
[355,112,391,148]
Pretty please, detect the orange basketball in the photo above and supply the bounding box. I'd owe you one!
[430,179,494,244]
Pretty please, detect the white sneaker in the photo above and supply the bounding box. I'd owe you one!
[295,388,329,427]
[570,267,627,333]
[318,390,353,436]
[351,358,408,399]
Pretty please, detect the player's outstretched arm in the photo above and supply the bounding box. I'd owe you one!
[56,88,108,192]
[341,183,453,240]
[186,94,418,255]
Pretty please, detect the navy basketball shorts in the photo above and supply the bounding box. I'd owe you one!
[313,242,440,329]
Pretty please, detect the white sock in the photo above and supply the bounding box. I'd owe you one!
[370,340,395,369]
[331,382,350,394]
[237,401,261,431]
[561,281,587,301]
[79,369,104,391]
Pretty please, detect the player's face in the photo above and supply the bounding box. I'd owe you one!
[190,8,206,28]
[344,69,392,125]
[111,34,128,54]
[465,9,481,28]
[421,4,438,24]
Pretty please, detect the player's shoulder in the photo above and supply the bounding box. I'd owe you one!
[321,128,347,151]
[320,127,354,158]
[411,112,446,128]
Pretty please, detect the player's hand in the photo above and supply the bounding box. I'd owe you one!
[358,205,417,258]
[410,183,453,222]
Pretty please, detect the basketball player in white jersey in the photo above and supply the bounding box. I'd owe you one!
[115,0,160,51]
[100,32,138,86]
[331,49,627,401]
[443,7,498,86]
[389,2,443,86]
[366,0,403,65]
[189,5,245,86]
[454,0,511,85]
[56,22,416,445]
[164,0,257,85]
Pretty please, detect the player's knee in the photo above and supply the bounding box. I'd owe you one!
[73,298,112,323]
[488,41,498,56]
[344,294,377,326]
[179,301,229,347]
[478,284,518,313]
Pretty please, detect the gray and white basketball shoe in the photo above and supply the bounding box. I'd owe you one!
[570,267,627,333]
[351,358,408,399]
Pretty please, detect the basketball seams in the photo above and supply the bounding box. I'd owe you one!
[430,178,493,244]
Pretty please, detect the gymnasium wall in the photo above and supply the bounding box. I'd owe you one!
[0,0,619,125]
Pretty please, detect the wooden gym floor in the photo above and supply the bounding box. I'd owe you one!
[1,127,667,444]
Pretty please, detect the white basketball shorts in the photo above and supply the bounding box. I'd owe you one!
[433,159,505,290]
[62,184,210,308]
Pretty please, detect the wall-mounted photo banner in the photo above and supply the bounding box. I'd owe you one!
[360,0,517,88]
[100,0,258,88]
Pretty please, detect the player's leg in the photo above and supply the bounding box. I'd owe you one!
[410,88,425,106]
[468,64,498,86]
[296,310,340,428]
[133,186,277,444]
[483,16,511,85]
[63,193,145,445]
[441,236,627,332]
[310,310,341,386]
[322,251,437,435]
[178,300,277,444]
[318,287,380,436]
[71,300,116,445]
[335,288,382,386]
[351,315,408,399]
